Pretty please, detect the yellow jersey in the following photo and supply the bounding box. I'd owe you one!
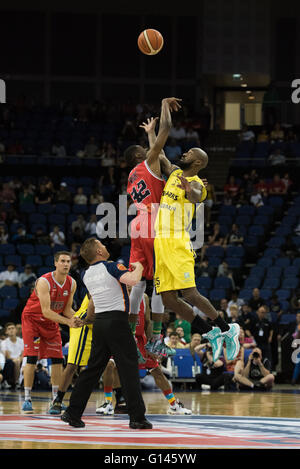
[155,169,207,239]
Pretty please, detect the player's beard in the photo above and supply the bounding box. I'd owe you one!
[175,158,193,170]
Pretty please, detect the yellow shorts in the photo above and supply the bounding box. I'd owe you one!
[154,237,195,293]
[67,324,93,366]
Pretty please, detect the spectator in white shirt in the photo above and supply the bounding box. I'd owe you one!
[49,225,65,247]
[0,264,19,289]
[85,214,98,237]
[268,149,286,166]
[250,188,264,207]
[52,141,66,158]
[18,265,37,288]
[169,122,186,142]
[239,125,255,142]
[73,187,88,205]
[1,322,24,388]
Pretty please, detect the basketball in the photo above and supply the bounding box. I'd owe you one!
[137,29,164,55]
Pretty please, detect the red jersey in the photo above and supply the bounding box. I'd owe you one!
[127,160,165,238]
[135,296,146,338]
[22,271,74,321]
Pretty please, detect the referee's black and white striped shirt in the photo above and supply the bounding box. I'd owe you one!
[82,261,130,314]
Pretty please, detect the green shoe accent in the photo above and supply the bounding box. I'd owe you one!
[222,323,240,361]
[202,327,224,362]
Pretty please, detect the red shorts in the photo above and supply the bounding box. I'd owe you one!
[22,314,63,359]
[136,335,159,370]
[129,236,154,281]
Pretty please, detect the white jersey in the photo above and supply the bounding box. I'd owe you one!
[82,261,130,314]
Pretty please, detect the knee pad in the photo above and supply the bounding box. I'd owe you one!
[151,289,164,315]
[129,280,146,315]
[27,356,38,365]
[50,358,63,365]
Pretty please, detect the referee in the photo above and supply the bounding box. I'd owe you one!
[61,237,152,429]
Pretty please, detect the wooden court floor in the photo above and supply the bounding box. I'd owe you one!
[1,386,300,449]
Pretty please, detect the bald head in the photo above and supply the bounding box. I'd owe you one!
[192,148,208,169]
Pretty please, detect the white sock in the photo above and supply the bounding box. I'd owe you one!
[52,385,59,401]
[129,280,146,315]
[24,387,31,401]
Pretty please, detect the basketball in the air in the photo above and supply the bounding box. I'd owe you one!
[137,29,164,55]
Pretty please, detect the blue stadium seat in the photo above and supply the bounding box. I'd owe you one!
[277,289,291,301]
[225,257,242,269]
[45,255,54,267]
[281,278,299,289]
[196,277,212,289]
[260,289,272,300]
[262,278,280,290]
[268,196,284,208]
[214,277,232,289]
[239,289,252,301]
[267,237,285,248]
[235,215,252,226]
[56,203,71,215]
[274,258,291,268]
[281,301,290,312]
[250,266,265,279]
[257,206,274,217]
[253,215,270,225]
[72,204,88,214]
[244,236,258,247]
[219,205,236,217]
[226,246,245,258]
[248,225,265,237]
[37,267,51,276]
[30,224,47,234]
[0,309,10,319]
[264,248,281,259]
[37,204,54,214]
[29,213,47,225]
[206,246,225,258]
[0,286,18,298]
[172,349,195,379]
[17,244,35,256]
[280,314,297,325]
[19,202,36,214]
[237,205,255,216]
[266,266,282,278]
[209,289,226,301]
[293,258,300,268]
[48,214,66,226]
[244,277,261,289]
[19,286,30,299]
[284,266,299,277]
[275,226,292,237]
[25,255,43,267]
[257,258,273,268]
[197,288,208,297]
[208,257,222,268]
[0,244,16,256]
[5,255,22,266]
[2,298,19,311]
[52,244,69,254]
[35,245,52,256]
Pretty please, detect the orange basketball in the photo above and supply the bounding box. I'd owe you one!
[137,29,164,56]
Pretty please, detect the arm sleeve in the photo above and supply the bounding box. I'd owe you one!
[105,262,130,281]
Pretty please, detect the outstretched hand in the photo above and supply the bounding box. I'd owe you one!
[177,175,192,193]
[139,117,159,134]
[162,97,182,112]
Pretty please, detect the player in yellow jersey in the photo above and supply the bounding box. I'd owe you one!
[153,148,240,363]
[48,294,93,414]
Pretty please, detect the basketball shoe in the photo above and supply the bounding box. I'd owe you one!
[96,401,114,415]
[22,400,34,414]
[222,323,240,361]
[167,400,192,415]
[202,326,224,362]
[145,337,176,358]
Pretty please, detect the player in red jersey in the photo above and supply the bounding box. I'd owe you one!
[21,251,79,413]
[96,293,192,416]
[125,97,182,358]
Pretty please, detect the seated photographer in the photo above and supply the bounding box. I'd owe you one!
[195,342,225,391]
[233,347,274,391]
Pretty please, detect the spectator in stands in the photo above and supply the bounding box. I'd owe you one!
[71,215,86,238]
[90,189,104,205]
[250,187,264,207]
[290,289,300,313]
[195,342,225,390]
[85,214,98,237]
[270,122,284,143]
[55,182,72,204]
[34,227,50,245]
[35,183,52,205]
[11,226,33,244]
[224,176,240,202]
[217,261,235,289]
[227,305,246,330]
[19,184,34,205]
[164,326,175,346]
[257,127,269,143]
[49,225,65,247]
[175,327,187,346]
[184,333,202,355]
[228,291,244,310]
[0,264,19,289]
[250,306,273,363]
[268,148,286,166]
[194,256,215,278]
[218,299,230,320]
[0,183,16,204]
[1,322,23,389]
[185,126,200,146]
[0,226,8,244]
[255,178,269,197]
[204,182,216,228]
[121,120,137,143]
[248,288,266,311]
[52,141,66,158]
[268,174,287,195]
[99,142,117,167]
[164,138,182,162]
[240,304,256,339]
[240,173,254,198]
[73,187,88,205]
[83,136,99,158]
[282,172,293,193]
[18,265,37,288]
[268,294,283,318]
[173,314,191,343]
[239,125,255,142]
[234,347,274,391]
[169,121,186,143]
[227,223,244,245]
[167,332,186,349]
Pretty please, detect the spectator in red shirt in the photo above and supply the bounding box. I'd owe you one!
[255,178,269,197]
[0,183,16,204]
[224,176,240,201]
[268,174,287,195]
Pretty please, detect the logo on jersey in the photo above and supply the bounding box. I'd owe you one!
[130,179,150,204]
[63,290,69,296]
[117,264,127,271]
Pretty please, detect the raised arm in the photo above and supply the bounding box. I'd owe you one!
[119,261,144,287]
[146,97,182,176]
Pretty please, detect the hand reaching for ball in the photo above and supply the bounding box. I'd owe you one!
[162,97,182,112]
